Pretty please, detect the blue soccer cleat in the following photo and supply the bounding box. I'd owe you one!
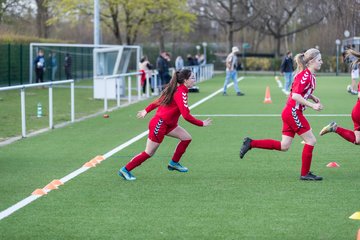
[168,160,188,172]
[118,167,136,181]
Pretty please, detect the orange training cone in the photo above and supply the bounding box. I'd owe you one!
[263,86,272,103]
[32,188,47,196]
[83,161,96,168]
[51,179,63,187]
[326,162,340,168]
[44,183,58,191]
[357,228,360,240]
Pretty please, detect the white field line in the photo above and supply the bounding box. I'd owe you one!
[0,76,244,221]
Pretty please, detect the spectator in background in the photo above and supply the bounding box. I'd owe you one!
[223,46,244,96]
[64,53,72,80]
[198,54,205,65]
[344,47,360,95]
[34,49,46,83]
[280,51,294,95]
[156,51,171,90]
[175,56,184,70]
[186,54,196,66]
[139,56,154,95]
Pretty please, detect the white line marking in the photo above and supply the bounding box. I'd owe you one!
[0,77,242,221]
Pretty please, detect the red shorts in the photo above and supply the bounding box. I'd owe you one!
[148,116,177,143]
[281,106,311,137]
[351,100,360,131]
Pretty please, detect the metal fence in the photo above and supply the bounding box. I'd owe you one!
[0,44,95,87]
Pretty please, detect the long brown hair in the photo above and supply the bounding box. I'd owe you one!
[344,49,360,69]
[294,48,320,76]
[158,69,192,105]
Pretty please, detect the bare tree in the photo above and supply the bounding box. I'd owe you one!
[249,0,331,57]
[0,0,29,24]
[190,0,263,52]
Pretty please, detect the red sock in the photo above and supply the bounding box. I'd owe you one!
[250,139,281,150]
[172,140,192,162]
[301,144,314,176]
[336,127,356,144]
[125,151,151,171]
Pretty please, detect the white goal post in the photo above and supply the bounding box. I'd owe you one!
[93,45,141,99]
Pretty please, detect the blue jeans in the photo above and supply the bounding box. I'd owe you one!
[284,72,293,91]
[223,70,240,93]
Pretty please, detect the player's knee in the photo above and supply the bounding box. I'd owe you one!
[281,142,291,151]
[281,145,290,152]
[182,136,192,142]
[145,150,156,157]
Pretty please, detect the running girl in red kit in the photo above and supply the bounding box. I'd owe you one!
[240,48,324,181]
[119,68,212,181]
[319,48,360,145]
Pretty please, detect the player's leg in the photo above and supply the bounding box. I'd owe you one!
[299,130,322,180]
[239,135,292,159]
[166,126,192,172]
[355,131,360,145]
[119,139,160,181]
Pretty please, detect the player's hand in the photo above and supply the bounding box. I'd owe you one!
[203,118,212,126]
[312,103,323,111]
[137,109,147,119]
[312,95,320,103]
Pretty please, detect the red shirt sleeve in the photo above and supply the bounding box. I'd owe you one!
[174,89,203,126]
[292,70,310,94]
[145,99,160,113]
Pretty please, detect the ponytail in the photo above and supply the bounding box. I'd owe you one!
[159,69,192,105]
[294,48,320,76]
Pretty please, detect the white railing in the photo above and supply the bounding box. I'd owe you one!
[0,80,75,138]
[0,65,214,141]
[171,64,214,83]
[100,71,159,112]
[100,64,214,112]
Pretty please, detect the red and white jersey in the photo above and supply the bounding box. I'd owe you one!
[286,68,316,111]
[145,84,203,126]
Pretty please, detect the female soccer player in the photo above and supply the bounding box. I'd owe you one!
[319,48,360,145]
[240,48,324,181]
[119,69,212,181]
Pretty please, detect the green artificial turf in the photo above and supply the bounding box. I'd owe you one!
[0,74,359,239]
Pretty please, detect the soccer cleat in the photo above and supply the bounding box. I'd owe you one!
[223,92,228,96]
[237,92,245,96]
[240,137,252,159]
[168,160,188,172]
[118,167,136,181]
[319,122,337,136]
[300,171,323,181]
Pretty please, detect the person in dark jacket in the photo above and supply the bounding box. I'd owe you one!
[34,49,46,83]
[156,51,170,90]
[64,53,72,80]
[280,51,294,94]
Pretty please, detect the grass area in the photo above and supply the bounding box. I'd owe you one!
[0,74,359,239]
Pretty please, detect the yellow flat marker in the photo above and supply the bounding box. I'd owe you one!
[349,212,360,220]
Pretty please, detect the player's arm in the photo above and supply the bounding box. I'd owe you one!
[308,94,320,103]
[174,92,209,126]
[137,99,160,118]
[292,93,323,111]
